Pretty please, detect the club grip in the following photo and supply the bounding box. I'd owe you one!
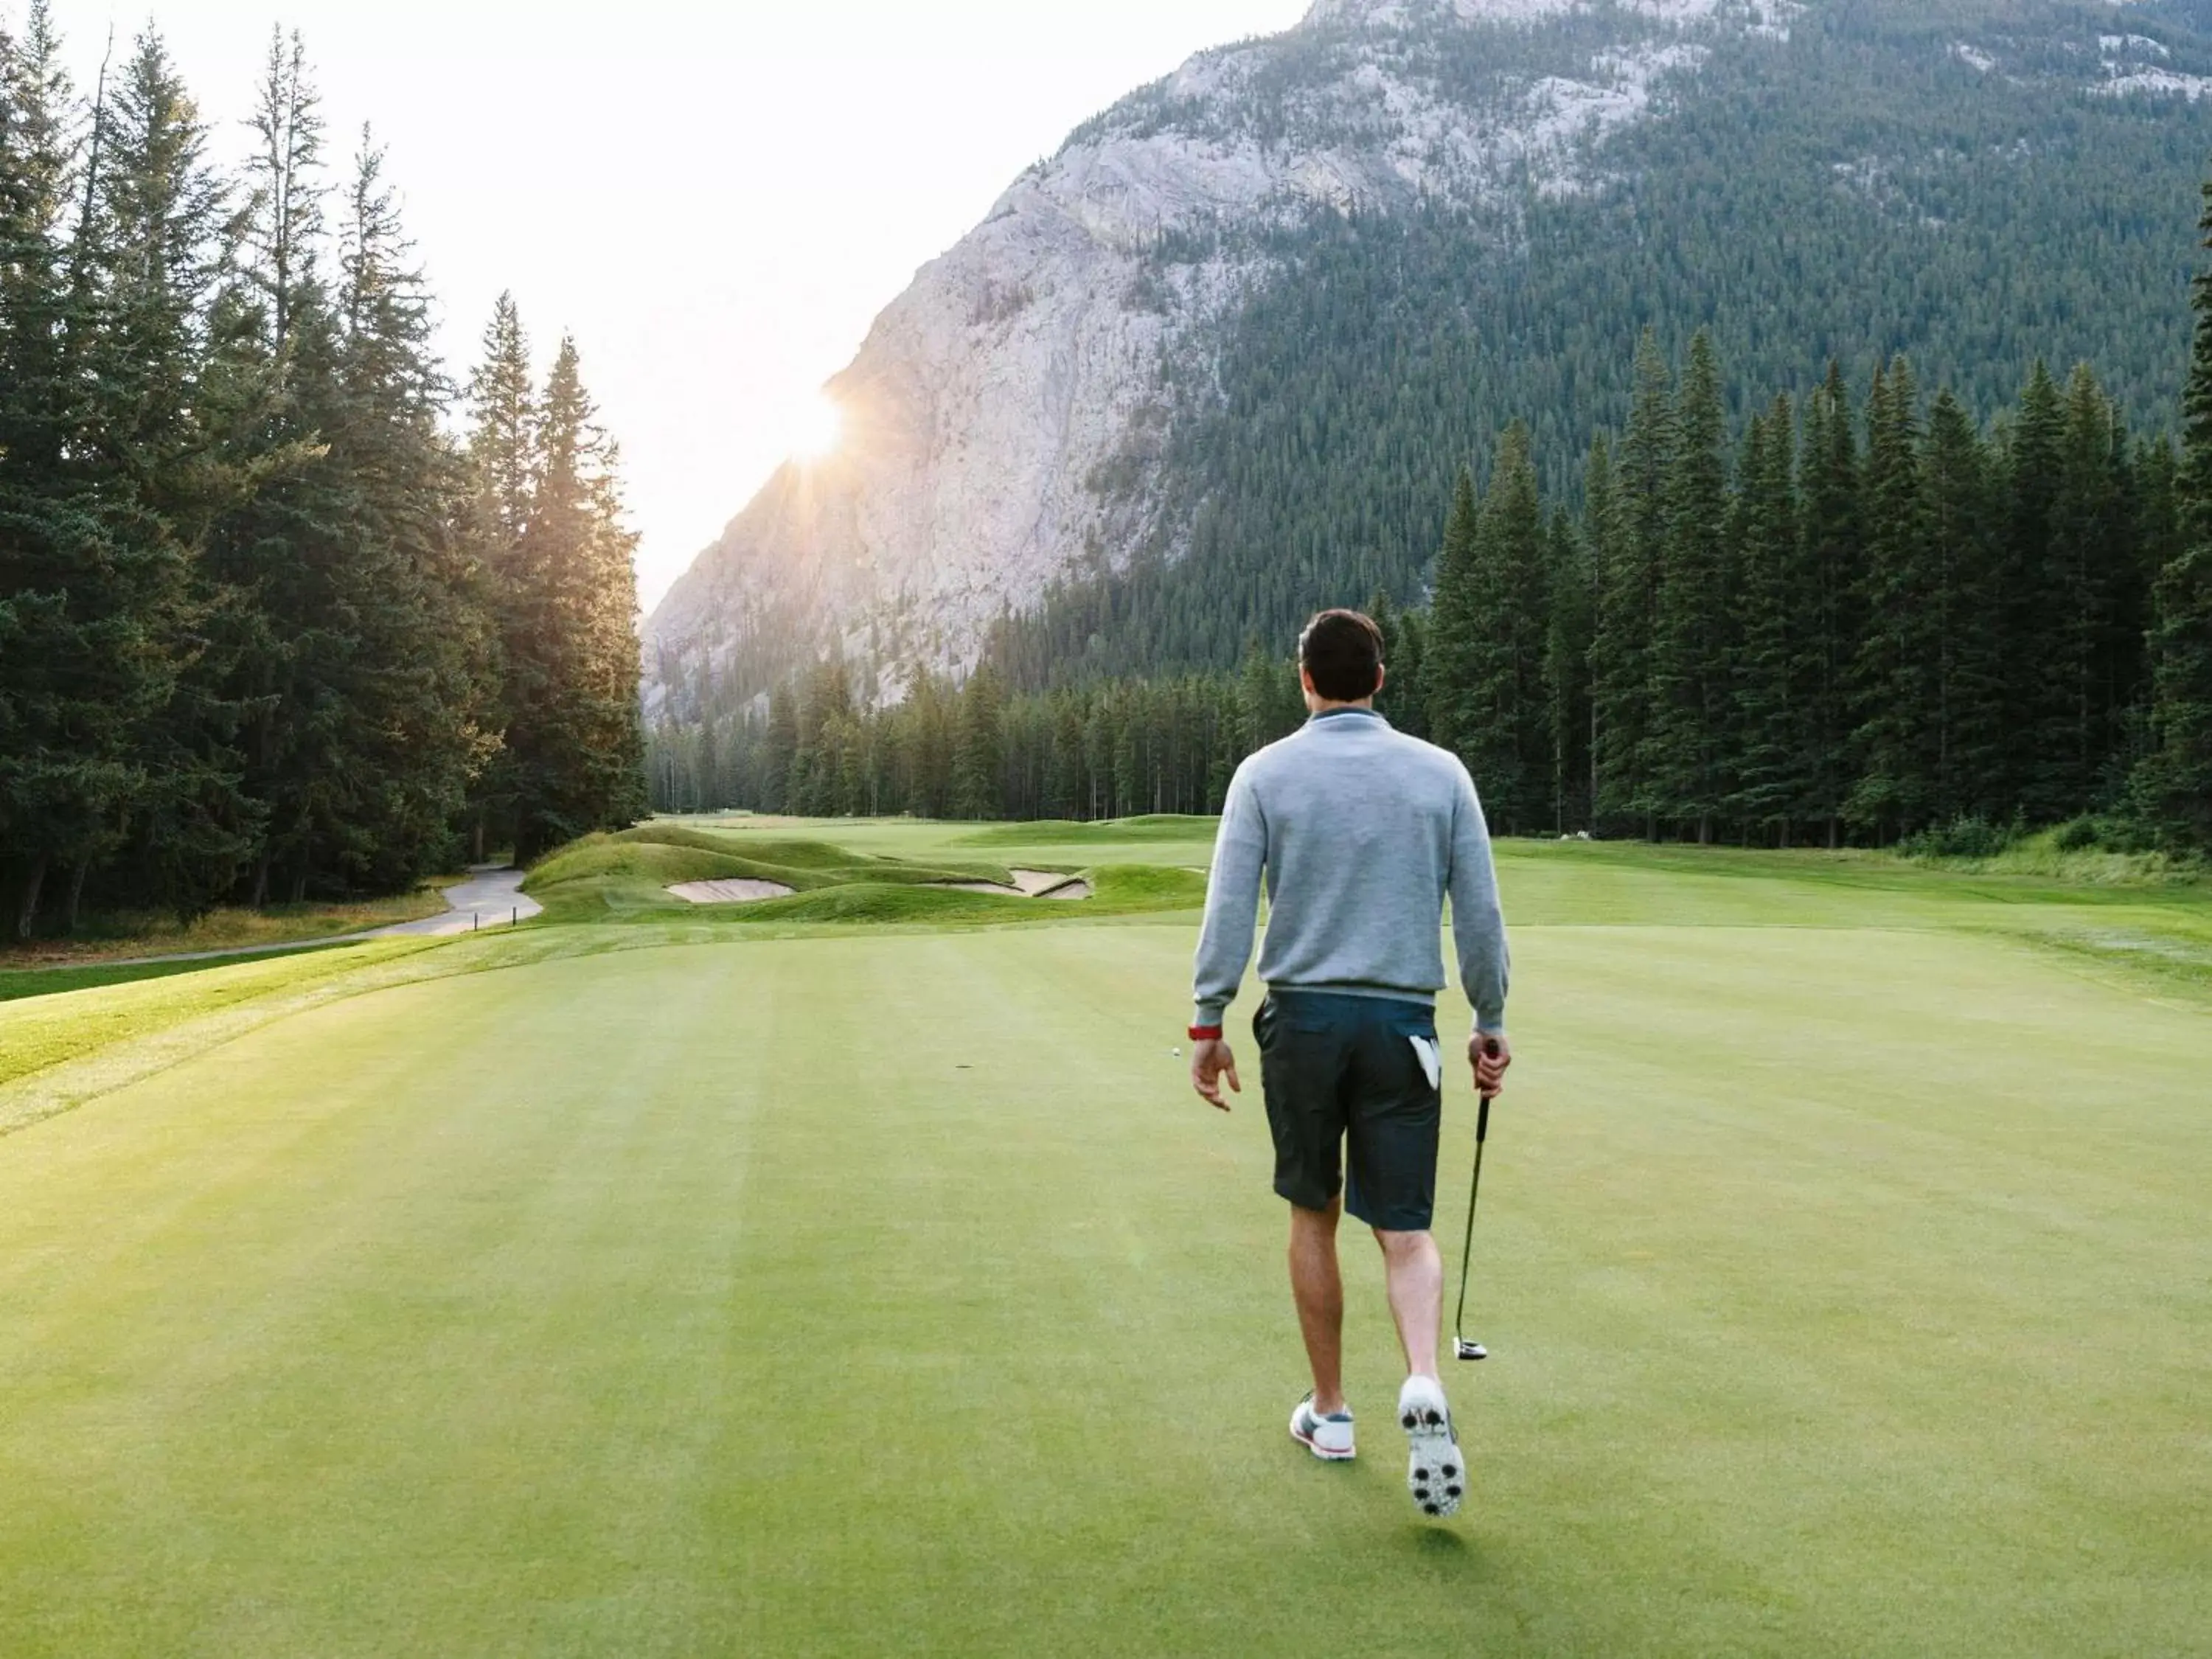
[1477,1037,1503,1126]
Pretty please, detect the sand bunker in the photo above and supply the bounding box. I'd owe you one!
[928,870,1092,900]
[667,880,796,905]
[1027,875,1092,900]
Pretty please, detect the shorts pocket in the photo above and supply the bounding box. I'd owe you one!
[1408,1034,1441,1091]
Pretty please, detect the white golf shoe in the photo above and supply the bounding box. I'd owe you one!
[1288,1393,1357,1461]
[1397,1374,1467,1519]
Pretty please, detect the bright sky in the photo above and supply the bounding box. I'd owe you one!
[58,0,1310,611]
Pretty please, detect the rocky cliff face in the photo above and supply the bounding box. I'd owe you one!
[644,0,1803,712]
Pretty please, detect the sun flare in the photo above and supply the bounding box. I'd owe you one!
[791,392,843,460]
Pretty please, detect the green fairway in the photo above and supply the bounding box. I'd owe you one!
[0,835,2207,1655]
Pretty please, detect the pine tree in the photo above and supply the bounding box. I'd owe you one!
[77,26,262,918]
[1798,362,1863,844]
[2129,437,2183,810]
[1645,330,1731,840]
[1596,332,1673,833]
[1439,422,1549,832]
[793,660,853,814]
[463,293,535,849]
[503,338,647,859]
[2135,184,2212,852]
[206,27,348,905]
[1919,386,2003,822]
[1046,692,1086,818]
[1368,590,1426,738]
[1999,359,2067,815]
[1581,434,1632,827]
[2037,365,2138,817]
[1543,509,1594,832]
[954,664,1006,820]
[1728,400,1806,840]
[330,131,498,887]
[759,682,798,814]
[467,293,536,547]
[1848,358,1931,838]
[0,2,128,933]
[1236,637,1300,754]
[1424,467,1483,761]
[1389,607,1428,742]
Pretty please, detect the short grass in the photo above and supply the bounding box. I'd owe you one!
[0,832,2207,1654]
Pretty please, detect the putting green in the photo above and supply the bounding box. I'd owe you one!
[0,849,2207,1655]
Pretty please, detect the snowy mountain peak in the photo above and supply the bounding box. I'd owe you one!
[1301,0,1792,29]
[1301,0,1575,27]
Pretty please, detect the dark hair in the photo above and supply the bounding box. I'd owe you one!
[1298,609,1385,702]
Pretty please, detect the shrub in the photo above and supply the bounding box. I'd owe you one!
[1898,815,2025,860]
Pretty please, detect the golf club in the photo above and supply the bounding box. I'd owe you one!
[1452,1038,1503,1363]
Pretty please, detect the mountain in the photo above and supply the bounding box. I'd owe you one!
[645,0,2212,717]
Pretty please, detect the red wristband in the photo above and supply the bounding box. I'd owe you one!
[1189,1024,1224,1042]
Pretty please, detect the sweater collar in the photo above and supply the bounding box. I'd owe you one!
[1306,707,1388,728]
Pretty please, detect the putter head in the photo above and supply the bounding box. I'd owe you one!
[1455,1338,1489,1362]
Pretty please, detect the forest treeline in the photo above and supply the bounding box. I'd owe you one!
[650,192,2212,857]
[984,5,2212,686]
[0,10,646,940]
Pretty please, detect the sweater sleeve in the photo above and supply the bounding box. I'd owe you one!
[1192,765,1267,1029]
[1447,765,1511,1035]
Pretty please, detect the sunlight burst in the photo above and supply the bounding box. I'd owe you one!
[791,392,843,460]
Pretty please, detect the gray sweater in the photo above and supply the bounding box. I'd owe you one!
[1192,709,1510,1034]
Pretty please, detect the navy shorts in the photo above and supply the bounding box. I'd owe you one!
[1253,990,1442,1232]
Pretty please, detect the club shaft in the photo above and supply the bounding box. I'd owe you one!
[1452,1097,1492,1341]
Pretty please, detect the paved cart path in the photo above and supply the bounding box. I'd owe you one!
[370,869,541,938]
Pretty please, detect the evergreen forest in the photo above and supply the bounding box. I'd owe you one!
[0,10,647,940]
[994,0,2212,684]
[649,191,2212,858]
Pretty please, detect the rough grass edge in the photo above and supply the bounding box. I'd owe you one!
[1899,819,2206,886]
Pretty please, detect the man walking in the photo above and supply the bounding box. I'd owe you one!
[1189,609,1511,1520]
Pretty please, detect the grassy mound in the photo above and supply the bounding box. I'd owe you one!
[728,883,1035,925]
[518,826,1208,930]
[524,838,772,894]
[1085,864,1208,907]
[525,830,1040,925]
[612,826,874,869]
[721,863,1207,925]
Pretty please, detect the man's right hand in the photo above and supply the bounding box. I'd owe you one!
[1192,1038,1241,1112]
[1470,1032,1512,1099]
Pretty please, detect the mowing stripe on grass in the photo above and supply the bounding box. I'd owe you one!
[0,919,2205,1655]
